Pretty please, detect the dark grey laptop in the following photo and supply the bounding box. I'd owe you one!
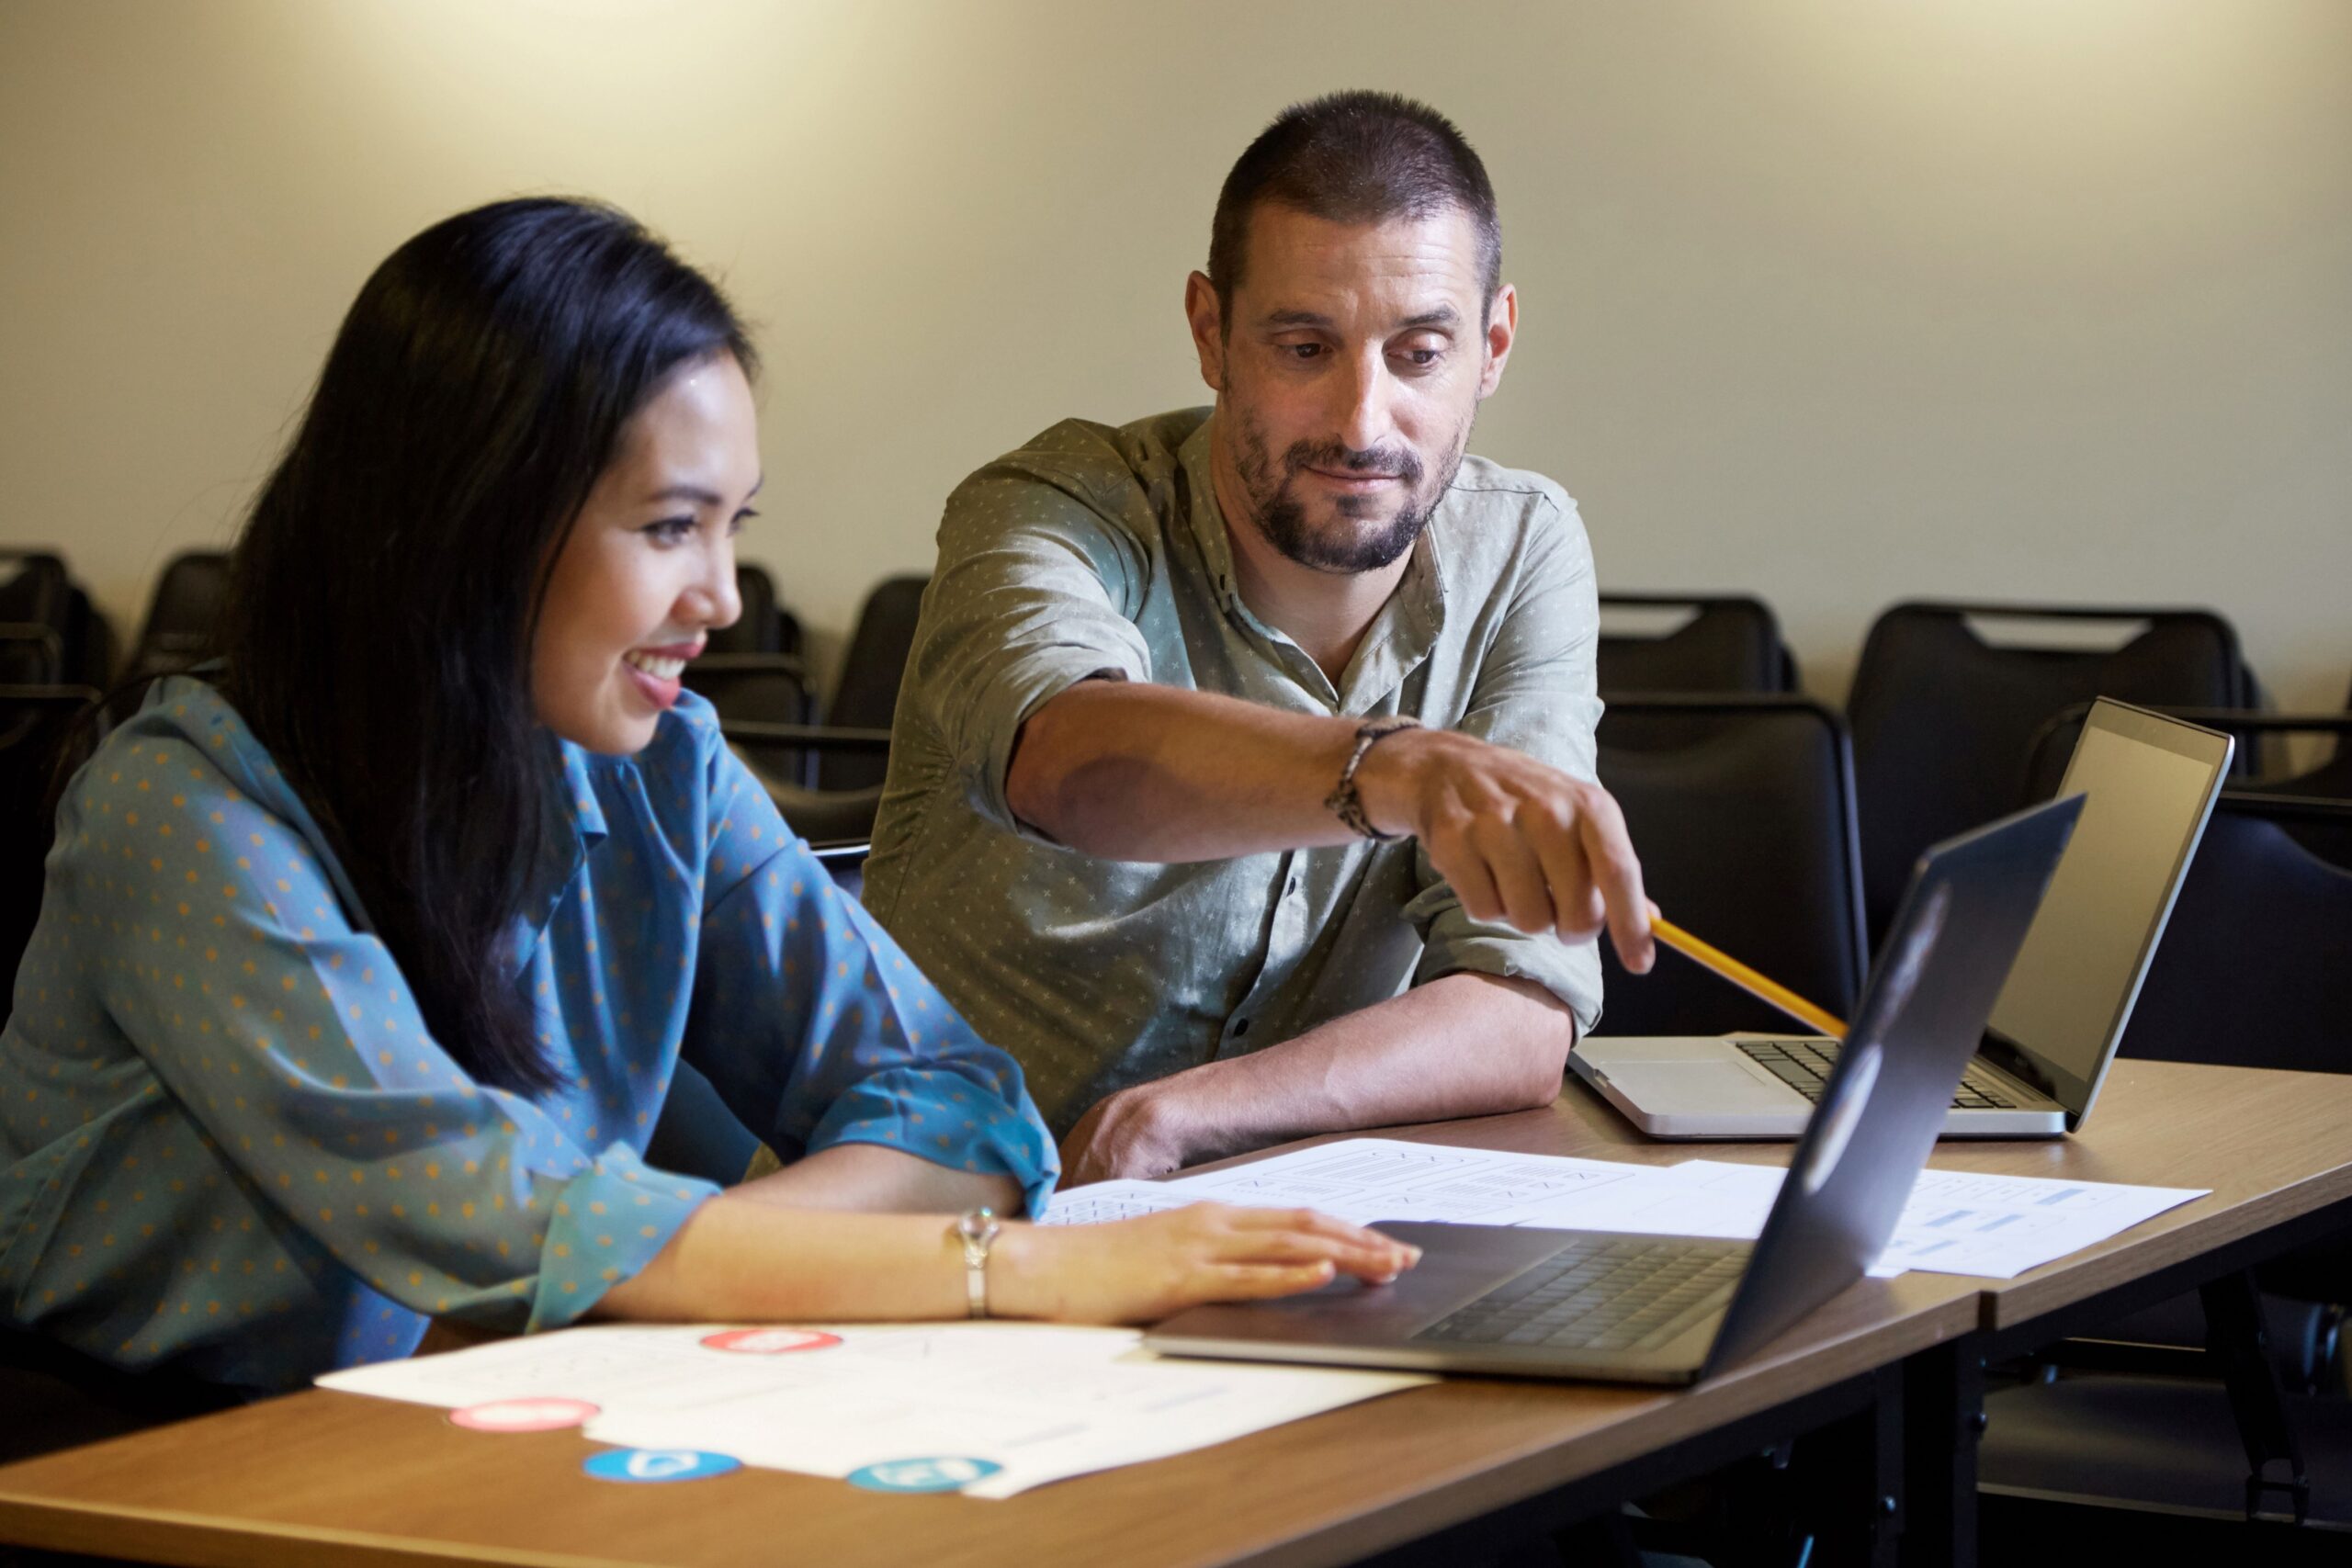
[1146,795,2082,1385]
[1570,699,2230,1139]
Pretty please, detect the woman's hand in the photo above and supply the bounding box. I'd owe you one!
[988,1203,1420,1324]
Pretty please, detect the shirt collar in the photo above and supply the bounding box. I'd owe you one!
[512,736,610,976]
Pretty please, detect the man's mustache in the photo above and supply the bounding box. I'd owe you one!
[1281,440,1424,485]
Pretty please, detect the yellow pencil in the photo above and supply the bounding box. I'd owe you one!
[1648,917,1849,1040]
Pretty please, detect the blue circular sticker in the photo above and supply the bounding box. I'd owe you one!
[846,1456,1004,1494]
[582,1449,741,1483]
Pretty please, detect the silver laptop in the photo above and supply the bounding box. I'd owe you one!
[1146,796,2081,1385]
[1570,699,2232,1140]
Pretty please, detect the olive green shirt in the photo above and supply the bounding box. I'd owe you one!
[864,408,1605,1134]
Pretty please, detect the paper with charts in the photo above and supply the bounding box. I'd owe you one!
[1042,1137,1653,1228]
[317,1321,1430,1499]
[1043,1137,2205,1280]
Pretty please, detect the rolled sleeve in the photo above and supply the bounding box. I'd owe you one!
[902,463,1155,839]
[87,731,718,1333]
[1408,489,1608,1033]
[682,743,1058,1215]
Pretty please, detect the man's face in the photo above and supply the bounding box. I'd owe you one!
[1191,203,1514,576]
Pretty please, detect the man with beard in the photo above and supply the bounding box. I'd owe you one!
[864,91,1655,1184]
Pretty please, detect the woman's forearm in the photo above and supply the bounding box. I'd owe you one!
[593,1195,974,1322]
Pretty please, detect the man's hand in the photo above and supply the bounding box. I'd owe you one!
[1059,1082,1193,1186]
[1354,728,1656,971]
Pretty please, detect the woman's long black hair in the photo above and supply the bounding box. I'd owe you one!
[217,197,755,1096]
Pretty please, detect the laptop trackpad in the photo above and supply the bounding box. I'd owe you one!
[1606,1060,1803,1111]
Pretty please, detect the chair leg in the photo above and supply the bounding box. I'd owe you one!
[2202,1268,2311,1523]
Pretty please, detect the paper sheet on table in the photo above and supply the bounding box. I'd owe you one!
[318,1321,1429,1498]
[1505,1160,2206,1280]
[1043,1136,1652,1227]
[1047,1136,2202,1281]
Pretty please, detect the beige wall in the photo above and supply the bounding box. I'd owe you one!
[3,0,2346,712]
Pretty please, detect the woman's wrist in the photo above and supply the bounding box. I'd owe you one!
[978,1222,1056,1321]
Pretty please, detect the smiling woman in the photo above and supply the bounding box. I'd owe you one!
[0,197,1415,1439]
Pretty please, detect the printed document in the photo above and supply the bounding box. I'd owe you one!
[320,1321,1428,1498]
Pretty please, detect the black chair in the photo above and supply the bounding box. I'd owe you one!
[125,550,231,680]
[1847,602,2247,942]
[2024,706,2352,871]
[2235,692,2352,810]
[683,653,820,783]
[1979,795,2352,1541]
[1,685,105,1022]
[1591,697,1868,1036]
[2120,794,2352,1073]
[817,576,928,792]
[1595,593,1799,696]
[0,553,75,686]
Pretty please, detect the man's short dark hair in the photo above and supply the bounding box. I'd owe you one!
[1207,90,1501,322]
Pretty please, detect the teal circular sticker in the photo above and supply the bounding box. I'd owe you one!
[846,1456,1003,1493]
[582,1449,741,1483]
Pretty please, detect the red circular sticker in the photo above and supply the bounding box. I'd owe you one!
[448,1397,600,1432]
[700,1327,842,1355]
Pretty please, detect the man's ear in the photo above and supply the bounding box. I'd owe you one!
[1184,271,1226,394]
[1477,282,1519,400]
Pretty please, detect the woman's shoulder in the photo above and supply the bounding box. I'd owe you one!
[71,677,317,829]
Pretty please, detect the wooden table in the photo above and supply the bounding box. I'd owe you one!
[4,1060,2348,1568]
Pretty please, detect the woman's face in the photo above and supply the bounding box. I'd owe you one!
[532,352,761,754]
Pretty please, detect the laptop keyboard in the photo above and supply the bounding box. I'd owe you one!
[1414,1236,1747,1354]
[1734,1039,2020,1111]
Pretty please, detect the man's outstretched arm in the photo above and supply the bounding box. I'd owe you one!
[1058,971,1576,1184]
[1009,680,1655,959]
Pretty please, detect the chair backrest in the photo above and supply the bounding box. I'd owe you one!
[2026,705,2352,870]
[128,550,232,679]
[2119,794,2352,1073]
[1594,696,1868,1034]
[683,654,819,783]
[1847,601,2245,942]
[818,574,929,791]
[1595,593,1797,696]
[1,685,105,1022]
[0,552,73,683]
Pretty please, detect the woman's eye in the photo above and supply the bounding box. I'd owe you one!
[641,516,696,546]
[729,508,758,537]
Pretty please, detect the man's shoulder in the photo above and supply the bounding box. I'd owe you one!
[1435,455,1590,576]
[952,408,1210,521]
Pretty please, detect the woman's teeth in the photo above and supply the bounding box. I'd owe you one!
[624,650,686,681]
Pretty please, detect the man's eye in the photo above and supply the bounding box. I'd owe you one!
[1285,343,1323,361]
[1396,347,1443,369]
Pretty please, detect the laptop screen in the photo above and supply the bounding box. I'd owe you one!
[1984,702,2231,1114]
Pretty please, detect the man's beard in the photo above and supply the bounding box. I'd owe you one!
[1231,410,1468,575]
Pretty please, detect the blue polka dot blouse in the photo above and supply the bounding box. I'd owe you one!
[0,677,1057,1391]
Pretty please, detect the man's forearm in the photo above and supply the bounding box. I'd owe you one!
[1133,973,1577,1168]
[1010,682,1363,861]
